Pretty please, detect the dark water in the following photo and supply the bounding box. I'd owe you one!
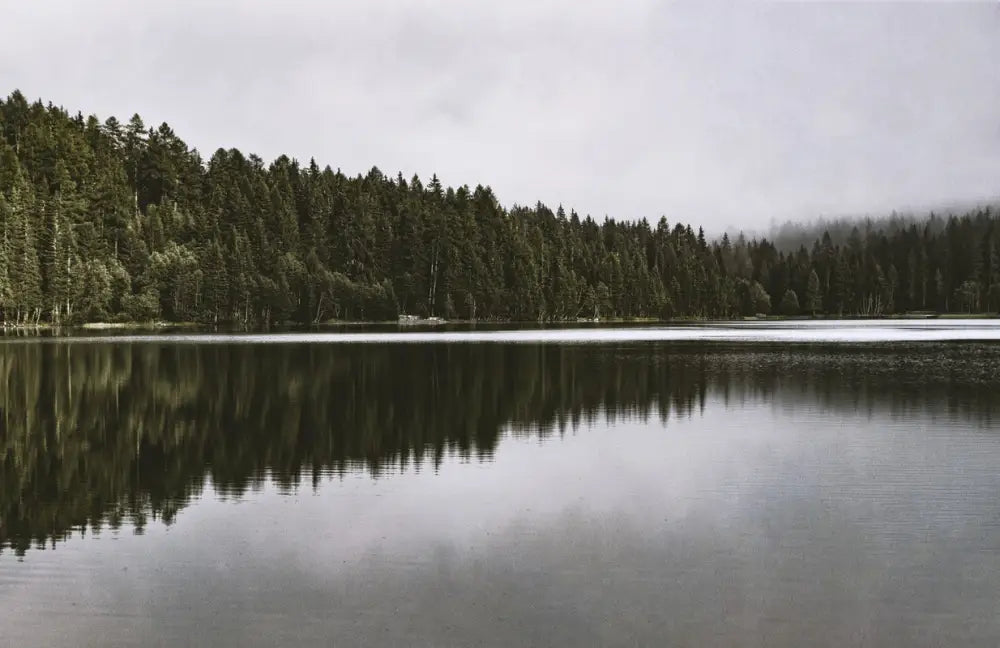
[2,332,1000,646]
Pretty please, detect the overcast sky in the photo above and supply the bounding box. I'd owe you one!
[1,1,998,232]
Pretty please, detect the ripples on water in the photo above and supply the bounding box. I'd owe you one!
[1,323,999,646]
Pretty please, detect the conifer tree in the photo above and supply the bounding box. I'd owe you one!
[805,269,822,316]
[0,90,997,326]
[780,289,800,316]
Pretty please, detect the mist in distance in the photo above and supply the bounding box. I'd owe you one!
[2,1,997,233]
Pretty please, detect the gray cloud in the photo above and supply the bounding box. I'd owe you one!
[1,1,997,232]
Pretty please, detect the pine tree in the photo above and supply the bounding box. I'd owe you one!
[202,239,229,323]
[832,252,851,315]
[0,195,11,317]
[805,269,822,316]
[6,176,42,323]
[1,90,998,327]
[779,289,800,316]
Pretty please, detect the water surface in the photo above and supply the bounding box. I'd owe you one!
[2,323,1000,646]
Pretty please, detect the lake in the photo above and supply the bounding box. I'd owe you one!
[2,322,1000,646]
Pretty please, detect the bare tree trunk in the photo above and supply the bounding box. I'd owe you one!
[427,243,439,315]
[314,294,326,323]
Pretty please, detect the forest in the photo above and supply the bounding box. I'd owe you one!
[0,89,998,326]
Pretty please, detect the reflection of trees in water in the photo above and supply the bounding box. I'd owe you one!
[1,342,998,555]
[705,344,1000,424]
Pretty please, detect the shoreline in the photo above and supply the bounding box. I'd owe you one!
[1,313,997,335]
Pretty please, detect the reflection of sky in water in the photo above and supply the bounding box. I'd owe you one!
[8,318,1000,345]
[3,396,999,647]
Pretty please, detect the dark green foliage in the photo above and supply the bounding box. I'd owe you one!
[779,289,800,316]
[989,284,1000,314]
[736,279,771,316]
[1,90,998,325]
[805,269,822,315]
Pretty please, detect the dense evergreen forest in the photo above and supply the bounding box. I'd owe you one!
[0,90,998,326]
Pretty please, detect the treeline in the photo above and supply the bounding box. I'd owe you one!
[0,90,998,326]
[766,207,977,252]
[736,206,1000,316]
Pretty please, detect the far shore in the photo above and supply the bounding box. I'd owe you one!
[0,312,998,335]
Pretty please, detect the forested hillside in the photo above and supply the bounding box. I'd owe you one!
[0,90,998,326]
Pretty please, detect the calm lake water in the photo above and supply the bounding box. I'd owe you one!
[2,322,1000,646]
